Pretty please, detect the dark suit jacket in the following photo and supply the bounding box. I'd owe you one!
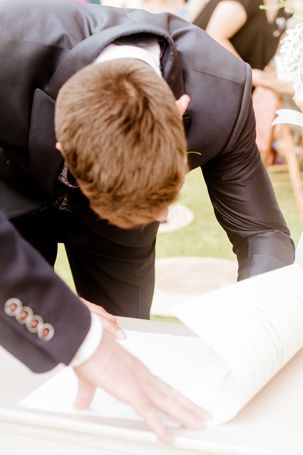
[0,0,295,373]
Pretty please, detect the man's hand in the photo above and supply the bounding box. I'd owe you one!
[73,328,210,443]
[80,297,126,339]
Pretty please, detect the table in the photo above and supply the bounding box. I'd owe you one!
[1,317,303,455]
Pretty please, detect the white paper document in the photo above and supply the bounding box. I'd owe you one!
[21,264,303,425]
[174,263,303,420]
[20,331,230,423]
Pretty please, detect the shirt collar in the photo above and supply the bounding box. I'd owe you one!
[95,40,162,77]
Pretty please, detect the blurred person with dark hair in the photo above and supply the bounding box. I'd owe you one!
[193,0,290,89]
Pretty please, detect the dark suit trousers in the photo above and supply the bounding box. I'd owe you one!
[11,206,158,319]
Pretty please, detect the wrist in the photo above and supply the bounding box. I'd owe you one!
[70,313,103,367]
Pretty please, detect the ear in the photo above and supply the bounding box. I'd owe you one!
[175,94,190,118]
[56,142,65,157]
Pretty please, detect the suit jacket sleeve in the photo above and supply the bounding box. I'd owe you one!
[201,69,295,279]
[0,210,91,373]
[166,16,295,279]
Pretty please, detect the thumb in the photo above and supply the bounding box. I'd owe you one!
[74,375,96,410]
[175,94,190,118]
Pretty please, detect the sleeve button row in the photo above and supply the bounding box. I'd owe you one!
[4,298,55,341]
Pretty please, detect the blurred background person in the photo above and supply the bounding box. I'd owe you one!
[139,0,185,14]
[103,1,143,7]
[102,1,202,18]
[191,0,295,165]
[192,0,290,90]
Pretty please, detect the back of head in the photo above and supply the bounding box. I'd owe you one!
[55,59,187,228]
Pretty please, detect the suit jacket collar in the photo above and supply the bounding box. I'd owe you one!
[45,24,185,100]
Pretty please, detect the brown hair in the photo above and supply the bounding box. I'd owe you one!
[55,59,187,228]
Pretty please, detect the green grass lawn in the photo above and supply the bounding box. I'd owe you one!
[55,166,303,290]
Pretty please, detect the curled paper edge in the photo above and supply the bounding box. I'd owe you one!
[273,109,303,127]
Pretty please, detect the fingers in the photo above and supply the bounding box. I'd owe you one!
[80,298,126,339]
[102,316,126,340]
[80,298,115,319]
[133,379,209,444]
[135,399,173,444]
[128,367,210,441]
[93,304,116,321]
[149,379,211,430]
[74,375,96,410]
[175,94,190,117]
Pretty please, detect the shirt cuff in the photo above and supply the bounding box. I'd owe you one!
[70,313,103,367]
